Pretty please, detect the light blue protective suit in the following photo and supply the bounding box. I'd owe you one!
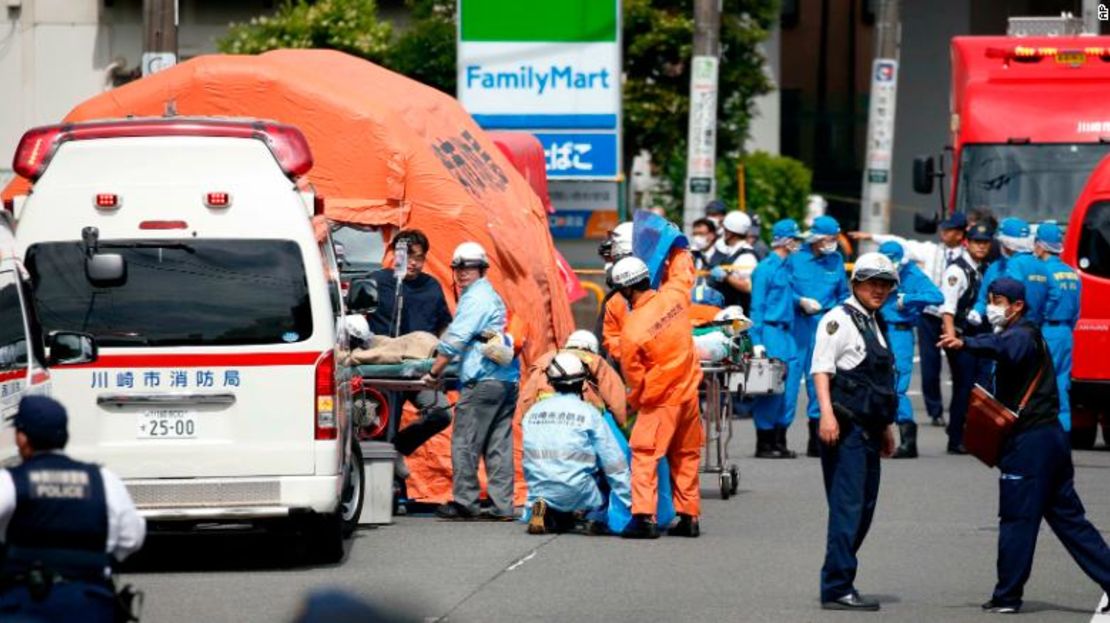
[1003,252,1049,324]
[787,246,850,419]
[974,255,1007,319]
[436,277,520,384]
[880,263,943,424]
[1041,255,1081,431]
[749,252,797,430]
[522,393,633,521]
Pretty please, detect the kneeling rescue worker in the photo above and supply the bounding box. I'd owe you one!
[523,353,633,535]
[610,253,703,539]
[812,253,899,611]
[0,396,146,622]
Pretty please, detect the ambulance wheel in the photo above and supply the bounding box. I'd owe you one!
[340,441,365,538]
[719,473,731,500]
[728,465,740,494]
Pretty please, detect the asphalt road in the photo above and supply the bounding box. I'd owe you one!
[121,381,1110,623]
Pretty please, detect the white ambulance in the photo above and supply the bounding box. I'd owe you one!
[9,118,364,562]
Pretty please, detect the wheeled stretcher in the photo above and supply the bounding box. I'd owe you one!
[352,360,459,440]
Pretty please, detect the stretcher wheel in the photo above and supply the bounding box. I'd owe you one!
[728,465,740,494]
[719,473,731,500]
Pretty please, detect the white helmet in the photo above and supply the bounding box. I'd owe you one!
[546,352,588,388]
[611,222,634,257]
[451,241,489,269]
[722,211,752,236]
[609,256,650,289]
[851,252,900,284]
[564,330,599,354]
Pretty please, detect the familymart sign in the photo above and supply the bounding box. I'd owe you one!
[458,0,621,180]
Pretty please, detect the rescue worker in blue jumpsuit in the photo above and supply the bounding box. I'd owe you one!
[939,278,1110,615]
[788,215,850,457]
[0,397,146,622]
[1034,222,1081,432]
[877,241,943,459]
[939,222,995,454]
[749,219,805,459]
[975,217,1047,325]
[812,253,899,611]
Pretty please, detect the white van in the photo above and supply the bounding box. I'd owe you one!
[0,210,57,459]
[10,117,364,562]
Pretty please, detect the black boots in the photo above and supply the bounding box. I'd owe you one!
[892,422,918,459]
[756,427,798,459]
[755,429,778,458]
[666,514,701,537]
[807,419,821,457]
[621,514,660,539]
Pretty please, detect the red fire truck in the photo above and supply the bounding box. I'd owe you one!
[913,35,1110,448]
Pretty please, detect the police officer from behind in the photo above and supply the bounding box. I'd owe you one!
[0,396,145,622]
[811,253,899,612]
[939,279,1110,615]
[939,222,994,454]
[1033,222,1081,432]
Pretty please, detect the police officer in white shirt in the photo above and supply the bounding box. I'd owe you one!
[938,221,995,454]
[811,253,899,612]
[0,396,146,622]
[850,212,969,426]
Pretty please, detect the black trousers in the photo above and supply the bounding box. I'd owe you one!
[915,314,944,419]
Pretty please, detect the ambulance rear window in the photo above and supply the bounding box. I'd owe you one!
[25,239,313,347]
[1077,201,1110,279]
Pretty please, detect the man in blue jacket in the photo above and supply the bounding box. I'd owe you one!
[1034,222,1081,431]
[749,218,805,458]
[878,241,943,458]
[788,215,850,457]
[523,353,632,535]
[425,242,520,521]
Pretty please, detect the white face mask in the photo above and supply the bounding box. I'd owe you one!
[986,303,1011,331]
[691,235,710,251]
[818,240,838,255]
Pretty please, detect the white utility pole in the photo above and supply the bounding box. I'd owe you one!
[682,0,721,232]
[859,0,900,246]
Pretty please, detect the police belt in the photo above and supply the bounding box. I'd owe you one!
[1,545,111,585]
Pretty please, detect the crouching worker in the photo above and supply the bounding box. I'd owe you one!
[520,330,627,428]
[523,353,633,535]
[0,397,146,623]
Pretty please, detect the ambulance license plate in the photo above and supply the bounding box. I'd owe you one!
[138,409,197,439]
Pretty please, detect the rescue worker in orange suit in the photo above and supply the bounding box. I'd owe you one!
[612,253,704,539]
[519,329,628,427]
[597,222,635,362]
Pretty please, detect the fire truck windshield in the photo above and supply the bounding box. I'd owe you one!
[957,143,1110,224]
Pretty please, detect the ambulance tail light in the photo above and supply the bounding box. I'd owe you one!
[315,350,337,440]
[12,119,314,182]
[139,220,188,230]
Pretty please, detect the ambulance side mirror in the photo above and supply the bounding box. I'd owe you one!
[46,331,97,366]
[913,156,935,194]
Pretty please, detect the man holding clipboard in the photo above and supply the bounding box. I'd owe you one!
[939,278,1110,614]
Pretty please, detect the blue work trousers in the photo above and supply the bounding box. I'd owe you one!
[1042,324,1073,432]
[819,424,882,603]
[992,423,1110,608]
[916,314,944,419]
[752,323,797,431]
[944,347,991,451]
[791,313,821,420]
[0,581,115,623]
[889,326,916,424]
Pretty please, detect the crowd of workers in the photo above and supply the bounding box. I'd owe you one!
[2,202,1108,618]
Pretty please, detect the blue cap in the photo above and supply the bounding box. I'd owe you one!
[13,396,68,449]
[705,200,727,216]
[1035,221,1064,253]
[988,277,1026,303]
[810,215,841,237]
[940,212,968,230]
[878,240,905,264]
[966,222,994,241]
[998,217,1031,239]
[771,218,802,240]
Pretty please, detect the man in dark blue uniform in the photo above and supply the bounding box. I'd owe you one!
[940,279,1110,614]
[0,396,146,622]
[811,253,899,611]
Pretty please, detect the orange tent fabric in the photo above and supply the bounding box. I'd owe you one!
[3,50,575,505]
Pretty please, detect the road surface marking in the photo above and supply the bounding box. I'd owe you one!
[506,550,538,571]
[1092,593,1109,623]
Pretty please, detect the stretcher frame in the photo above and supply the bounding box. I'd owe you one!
[699,363,741,500]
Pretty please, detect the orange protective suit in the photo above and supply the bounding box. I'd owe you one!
[602,249,699,361]
[620,249,704,518]
[519,348,627,426]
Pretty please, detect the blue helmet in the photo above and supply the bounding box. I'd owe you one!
[878,240,905,265]
[771,218,802,246]
[1035,221,1064,254]
[998,217,1032,253]
[810,215,841,238]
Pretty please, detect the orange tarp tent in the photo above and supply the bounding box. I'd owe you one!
[3,49,576,505]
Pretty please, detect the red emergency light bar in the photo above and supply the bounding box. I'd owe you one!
[984,45,1110,63]
[12,118,314,182]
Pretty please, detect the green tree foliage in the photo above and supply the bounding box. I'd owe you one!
[388,0,457,94]
[733,151,812,237]
[219,0,393,62]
